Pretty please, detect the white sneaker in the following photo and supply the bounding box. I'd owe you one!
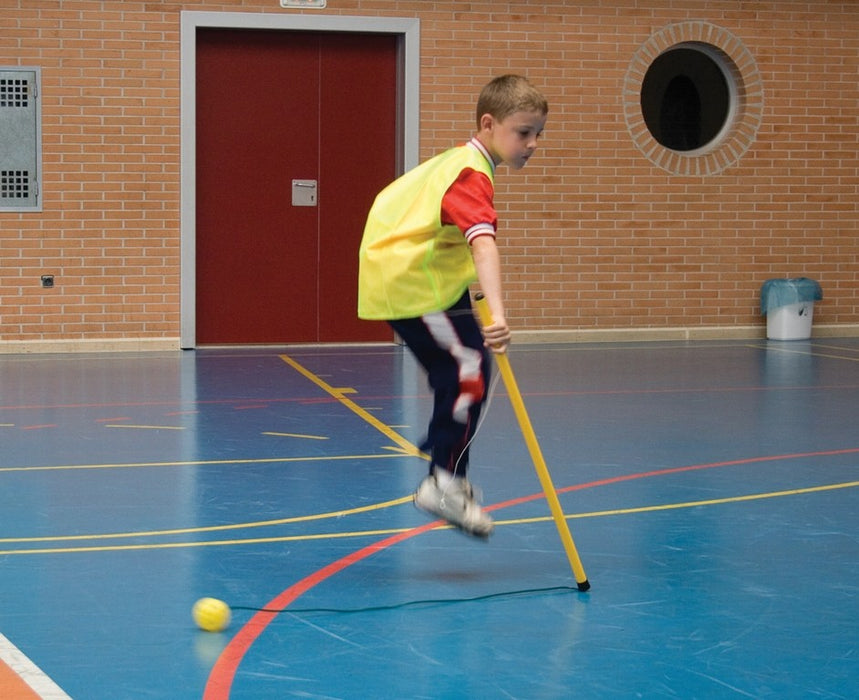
[414,472,494,537]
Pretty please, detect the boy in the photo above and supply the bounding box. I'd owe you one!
[358,75,548,537]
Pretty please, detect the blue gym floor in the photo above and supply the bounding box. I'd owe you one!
[1,339,857,699]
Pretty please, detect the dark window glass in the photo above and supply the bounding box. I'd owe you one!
[640,47,730,151]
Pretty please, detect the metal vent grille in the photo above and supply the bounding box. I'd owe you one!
[0,78,30,107]
[0,68,40,210]
[1,170,30,199]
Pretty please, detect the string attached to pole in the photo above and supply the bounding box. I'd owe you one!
[230,585,580,617]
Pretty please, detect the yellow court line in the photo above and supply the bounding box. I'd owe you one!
[747,343,859,363]
[1,480,854,556]
[263,432,329,440]
[1,352,424,475]
[0,452,402,474]
[0,528,415,556]
[0,495,414,544]
[381,445,417,455]
[806,342,859,355]
[495,479,859,525]
[279,353,429,460]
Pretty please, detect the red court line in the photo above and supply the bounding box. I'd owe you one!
[486,447,859,512]
[4,382,856,413]
[203,520,442,699]
[0,659,41,700]
[203,446,859,698]
[0,632,71,700]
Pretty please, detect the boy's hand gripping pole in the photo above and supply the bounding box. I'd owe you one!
[474,294,590,591]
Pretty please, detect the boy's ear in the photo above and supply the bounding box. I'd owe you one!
[478,113,495,132]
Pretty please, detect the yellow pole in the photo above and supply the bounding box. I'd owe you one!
[474,294,590,591]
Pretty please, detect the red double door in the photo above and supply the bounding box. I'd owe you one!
[195,29,397,344]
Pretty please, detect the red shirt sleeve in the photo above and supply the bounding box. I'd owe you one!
[440,168,497,243]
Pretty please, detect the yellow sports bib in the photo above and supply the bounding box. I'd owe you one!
[358,142,494,320]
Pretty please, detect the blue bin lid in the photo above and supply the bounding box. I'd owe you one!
[760,277,823,315]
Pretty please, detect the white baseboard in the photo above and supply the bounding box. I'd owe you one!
[0,337,181,354]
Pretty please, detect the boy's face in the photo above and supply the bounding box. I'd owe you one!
[479,109,547,169]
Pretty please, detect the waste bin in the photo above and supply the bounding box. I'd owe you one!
[760,278,823,340]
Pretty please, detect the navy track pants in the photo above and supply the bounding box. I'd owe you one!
[389,293,491,477]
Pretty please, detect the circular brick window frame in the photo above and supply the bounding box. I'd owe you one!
[623,22,764,176]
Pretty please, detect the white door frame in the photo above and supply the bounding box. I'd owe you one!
[179,11,420,348]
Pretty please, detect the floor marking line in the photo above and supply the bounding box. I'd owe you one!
[4,449,856,545]
[0,633,72,700]
[0,658,40,700]
[493,480,859,525]
[104,424,186,431]
[476,448,859,513]
[746,342,859,363]
[3,480,854,556]
[204,521,442,699]
[201,477,858,700]
[381,445,416,454]
[0,452,403,474]
[0,496,414,544]
[554,447,859,495]
[262,431,329,440]
[0,529,418,556]
[808,342,859,354]
[278,353,428,460]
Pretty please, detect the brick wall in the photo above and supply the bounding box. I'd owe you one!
[1,0,856,349]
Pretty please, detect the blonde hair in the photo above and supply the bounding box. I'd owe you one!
[476,75,548,128]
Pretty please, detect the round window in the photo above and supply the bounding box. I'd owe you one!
[623,23,764,176]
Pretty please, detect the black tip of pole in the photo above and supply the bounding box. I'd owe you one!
[474,292,484,301]
[577,580,591,592]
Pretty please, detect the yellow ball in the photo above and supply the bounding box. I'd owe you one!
[192,597,231,632]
